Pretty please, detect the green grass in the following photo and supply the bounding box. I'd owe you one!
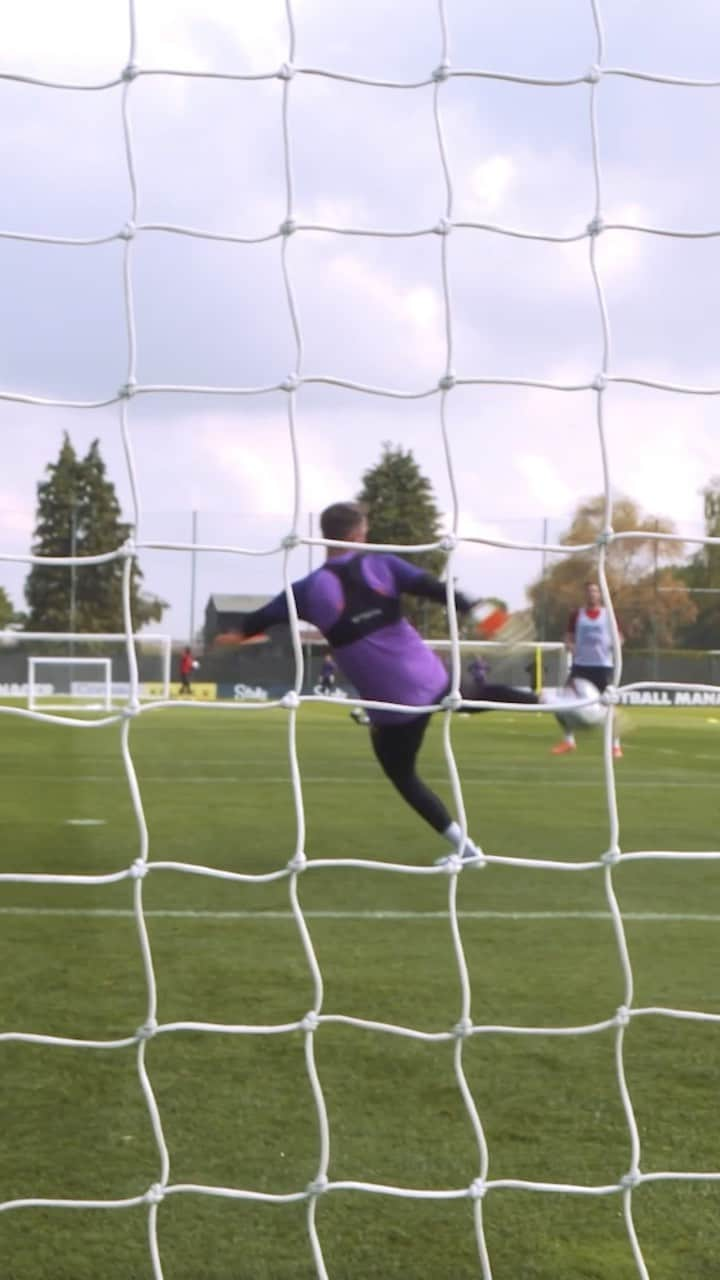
[1,701,719,1278]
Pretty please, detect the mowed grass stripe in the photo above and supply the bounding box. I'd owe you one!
[2,907,720,922]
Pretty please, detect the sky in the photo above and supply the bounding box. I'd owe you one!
[1,0,718,641]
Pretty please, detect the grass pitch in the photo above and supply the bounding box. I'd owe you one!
[0,700,719,1279]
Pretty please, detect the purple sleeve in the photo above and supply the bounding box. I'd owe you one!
[243,570,344,637]
[241,591,290,636]
[362,554,430,594]
[366,555,474,612]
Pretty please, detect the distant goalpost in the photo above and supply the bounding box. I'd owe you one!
[28,655,112,711]
[2,2,720,1279]
[0,631,172,707]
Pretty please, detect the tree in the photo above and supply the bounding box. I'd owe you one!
[357,443,446,633]
[527,494,697,648]
[25,434,167,633]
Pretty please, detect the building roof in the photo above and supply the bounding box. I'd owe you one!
[204,593,327,645]
[207,593,272,613]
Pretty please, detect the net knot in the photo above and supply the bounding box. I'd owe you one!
[122,62,139,82]
[434,216,452,235]
[439,851,462,874]
[136,1018,157,1041]
[453,1016,472,1040]
[306,1174,328,1196]
[438,372,456,391]
[281,532,300,550]
[287,851,307,872]
[469,1177,487,1200]
[130,858,149,880]
[595,529,612,547]
[279,217,296,237]
[119,221,136,241]
[440,534,457,552]
[601,848,620,866]
[281,690,300,710]
[432,61,451,82]
[615,1004,631,1028]
[277,61,295,80]
[441,691,462,712]
[118,379,137,398]
[281,372,299,392]
[621,1169,640,1190]
[585,63,602,84]
[145,1183,165,1205]
[301,1010,320,1033]
[587,215,604,237]
[592,372,606,391]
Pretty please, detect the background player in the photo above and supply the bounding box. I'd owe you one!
[178,646,196,696]
[228,501,539,865]
[318,653,337,695]
[551,580,623,758]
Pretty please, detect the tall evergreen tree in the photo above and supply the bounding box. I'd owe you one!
[24,434,81,632]
[357,443,447,633]
[25,434,166,632]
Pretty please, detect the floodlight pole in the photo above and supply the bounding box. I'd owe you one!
[69,499,77,659]
[539,515,549,642]
[189,509,198,646]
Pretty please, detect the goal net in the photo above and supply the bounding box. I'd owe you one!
[1,2,720,1279]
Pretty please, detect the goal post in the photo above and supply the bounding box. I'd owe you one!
[0,632,172,702]
[28,656,112,711]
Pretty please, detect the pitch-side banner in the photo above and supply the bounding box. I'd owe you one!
[619,688,720,707]
[143,682,217,701]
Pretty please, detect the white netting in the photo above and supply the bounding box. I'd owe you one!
[2,3,720,1278]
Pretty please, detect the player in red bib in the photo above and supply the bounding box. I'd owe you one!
[179,646,195,696]
[551,581,623,758]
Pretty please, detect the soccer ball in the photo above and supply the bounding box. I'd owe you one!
[554,677,607,729]
[192,660,200,670]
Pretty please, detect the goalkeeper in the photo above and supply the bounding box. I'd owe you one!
[230,502,538,865]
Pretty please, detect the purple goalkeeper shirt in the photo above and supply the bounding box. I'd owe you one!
[252,552,449,724]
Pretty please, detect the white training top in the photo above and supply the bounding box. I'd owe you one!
[569,606,614,668]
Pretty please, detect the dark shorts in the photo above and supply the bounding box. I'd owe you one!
[570,664,612,693]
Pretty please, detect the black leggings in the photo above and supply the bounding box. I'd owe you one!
[369,682,538,835]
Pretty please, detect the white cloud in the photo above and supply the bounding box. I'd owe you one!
[1,0,289,76]
[468,154,516,215]
[326,251,445,374]
[0,496,33,539]
[513,452,578,512]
